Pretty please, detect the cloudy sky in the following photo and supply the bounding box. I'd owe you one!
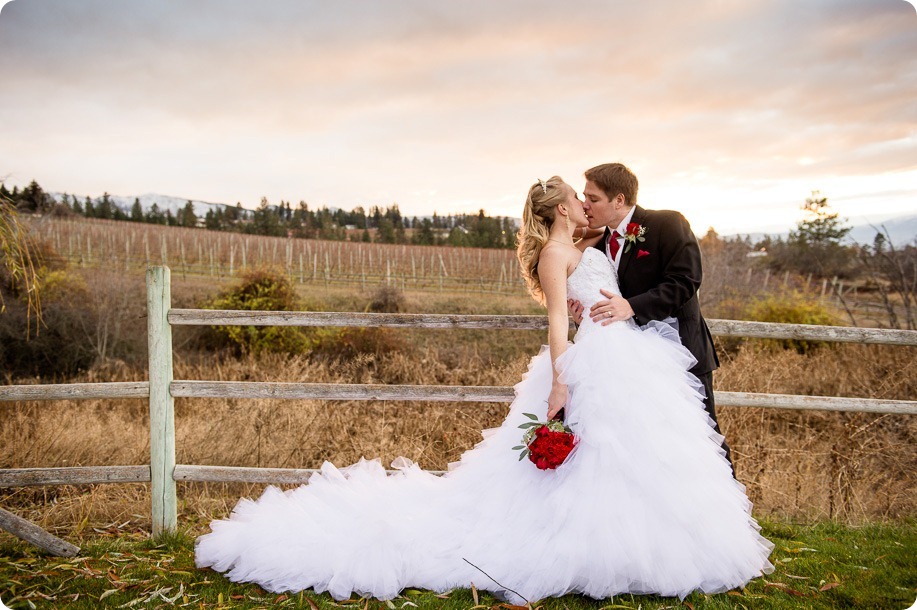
[1,0,915,234]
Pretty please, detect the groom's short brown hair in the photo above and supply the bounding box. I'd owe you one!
[585,163,639,208]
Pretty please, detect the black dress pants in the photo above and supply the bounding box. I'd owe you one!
[697,371,734,477]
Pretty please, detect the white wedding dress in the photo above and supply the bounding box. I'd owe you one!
[195,247,775,603]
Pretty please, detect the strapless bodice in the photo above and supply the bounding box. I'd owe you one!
[567,247,633,339]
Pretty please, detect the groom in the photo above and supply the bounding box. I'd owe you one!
[573,162,732,469]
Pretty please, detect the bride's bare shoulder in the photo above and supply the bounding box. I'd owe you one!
[540,243,581,275]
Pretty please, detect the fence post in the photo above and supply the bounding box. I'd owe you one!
[146,266,177,536]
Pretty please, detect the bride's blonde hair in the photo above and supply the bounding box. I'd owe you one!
[516,176,567,305]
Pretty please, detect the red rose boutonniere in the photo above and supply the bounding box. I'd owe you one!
[623,222,646,254]
[514,413,577,470]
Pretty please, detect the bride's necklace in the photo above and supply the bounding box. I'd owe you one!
[548,238,574,247]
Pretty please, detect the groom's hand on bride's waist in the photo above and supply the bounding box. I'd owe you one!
[589,290,635,325]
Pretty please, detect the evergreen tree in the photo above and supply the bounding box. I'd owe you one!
[96,192,113,219]
[251,197,284,236]
[20,180,46,212]
[204,209,221,230]
[412,218,434,245]
[84,196,95,218]
[792,191,851,246]
[71,195,83,215]
[180,200,197,227]
[771,191,853,278]
[377,218,396,243]
[130,198,144,222]
[146,203,165,224]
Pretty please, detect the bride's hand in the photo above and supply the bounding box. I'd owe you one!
[567,298,584,325]
[547,383,567,420]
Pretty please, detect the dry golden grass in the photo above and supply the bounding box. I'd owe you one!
[2,338,915,540]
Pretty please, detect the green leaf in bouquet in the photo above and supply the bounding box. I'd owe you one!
[511,445,525,450]
[523,413,539,420]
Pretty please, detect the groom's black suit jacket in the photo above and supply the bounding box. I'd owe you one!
[593,205,719,376]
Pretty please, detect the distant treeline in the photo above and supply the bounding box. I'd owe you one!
[3,180,518,249]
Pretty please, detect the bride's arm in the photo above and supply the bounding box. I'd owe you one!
[574,227,604,252]
[539,248,574,419]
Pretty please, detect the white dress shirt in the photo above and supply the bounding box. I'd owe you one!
[605,206,636,271]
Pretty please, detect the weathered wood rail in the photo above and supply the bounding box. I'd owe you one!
[1,265,915,553]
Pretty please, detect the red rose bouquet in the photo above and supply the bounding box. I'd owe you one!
[513,413,577,470]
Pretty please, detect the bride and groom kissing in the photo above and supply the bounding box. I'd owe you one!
[195,162,773,603]
[569,162,731,468]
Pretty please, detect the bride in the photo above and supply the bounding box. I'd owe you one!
[195,176,775,603]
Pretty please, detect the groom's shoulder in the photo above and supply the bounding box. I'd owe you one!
[641,207,690,227]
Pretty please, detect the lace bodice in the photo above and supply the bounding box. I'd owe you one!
[567,247,633,339]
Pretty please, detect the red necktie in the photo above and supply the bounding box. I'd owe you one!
[608,230,622,260]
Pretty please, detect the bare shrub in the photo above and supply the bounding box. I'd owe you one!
[0,267,145,379]
[367,284,405,313]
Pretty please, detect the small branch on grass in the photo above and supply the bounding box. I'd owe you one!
[462,557,530,607]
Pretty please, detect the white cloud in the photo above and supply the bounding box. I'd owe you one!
[0,0,914,232]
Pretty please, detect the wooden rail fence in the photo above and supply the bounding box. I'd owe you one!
[1,265,915,555]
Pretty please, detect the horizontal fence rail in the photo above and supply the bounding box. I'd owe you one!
[169,309,917,346]
[0,382,149,402]
[171,381,513,402]
[706,319,917,346]
[173,464,447,484]
[170,381,917,415]
[0,466,151,487]
[169,310,551,329]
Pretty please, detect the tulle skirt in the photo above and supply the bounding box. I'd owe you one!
[195,321,775,603]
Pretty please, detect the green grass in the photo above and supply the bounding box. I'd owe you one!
[1,518,914,609]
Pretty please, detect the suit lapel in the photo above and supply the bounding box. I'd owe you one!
[592,226,612,255]
[616,205,647,281]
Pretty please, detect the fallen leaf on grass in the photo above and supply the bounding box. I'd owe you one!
[497,604,528,610]
[306,597,320,610]
[764,582,805,596]
[785,574,808,580]
[472,583,479,606]
[819,582,841,592]
[99,589,119,600]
